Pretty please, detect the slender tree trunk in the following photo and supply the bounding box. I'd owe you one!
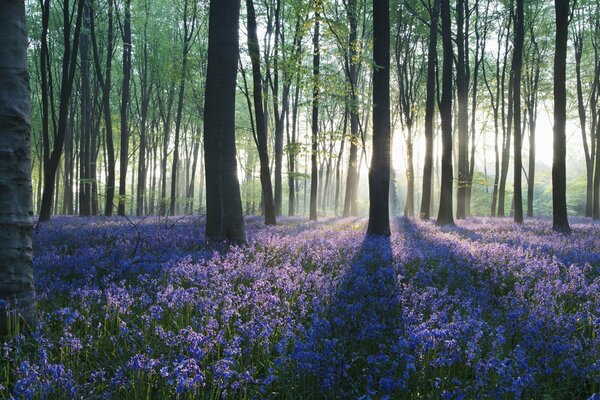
[171,0,196,216]
[90,0,115,216]
[287,70,301,216]
[118,0,132,216]
[246,0,276,225]
[420,0,439,220]
[436,0,455,226]
[455,0,469,219]
[513,0,524,223]
[310,6,320,221]
[574,27,593,217]
[343,0,360,217]
[79,1,92,216]
[552,0,570,232]
[137,1,150,216]
[0,0,36,331]
[405,137,415,217]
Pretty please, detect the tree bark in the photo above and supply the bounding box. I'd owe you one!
[419,0,439,220]
[367,0,391,235]
[0,0,36,331]
[436,0,455,226]
[455,0,469,219]
[310,5,320,221]
[204,0,246,242]
[118,0,132,216]
[246,0,276,225]
[552,0,571,232]
[343,0,360,217]
[513,0,524,223]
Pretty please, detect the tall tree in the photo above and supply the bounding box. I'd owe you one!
[523,11,542,218]
[420,0,440,220]
[552,0,570,232]
[203,0,246,242]
[436,0,455,226]
[455,0,469,219]
[137,0,152,216]
[246,0,276,225]
[170,0,198,216]
[342,0,362,217]
[79,0,92,216]
[367,0,391,235]
[0,0,36,331]
[90,0,115,216]
[118,0,132,216]
[513,0,524,223]
[310,2,321,221]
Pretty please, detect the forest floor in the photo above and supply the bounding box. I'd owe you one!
[2,216,600,399]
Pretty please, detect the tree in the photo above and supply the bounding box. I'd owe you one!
[310,2,321,222]
[436,0,454,226]
[170,0,198,216]
[203,0,246,242]
[512,0,524,223]
[395,5,424,218]
[552,0,570,232]
[342,0,363,217]
[118,0,132,216]
[0,0,36,331]
[455,0,469,219]
[90,0,115,216]
[419,0,440,220]
[246,0,277,225]
[367,0,391,236]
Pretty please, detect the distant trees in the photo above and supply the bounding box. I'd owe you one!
[0,0,36,330]
[21,0,600,234]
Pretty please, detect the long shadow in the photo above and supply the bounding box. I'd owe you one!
[398,218,500,308]
[293,233,403,397]
[434,217,600,269]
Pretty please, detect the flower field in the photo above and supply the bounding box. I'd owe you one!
[3,216,600,399]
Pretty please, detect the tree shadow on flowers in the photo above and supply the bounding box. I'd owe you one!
[293,234,410,398]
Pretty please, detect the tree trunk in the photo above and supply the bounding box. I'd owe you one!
[552,0,570,232]
[137,0,151,216]
[310,6,320,221]
[246,0,276,225]
[455,0,469,219]
[419,0,439,220]
[0,0,36,331]
[343,0,360,217]
[367,0,391,235]
[574,24,593,217]
[90,0,115,216]
[79,1,92,216]
[118,0,131,216]
[436,0,455,226]
[204,0,246,242]
[513,0,524,223]
[171,0,196,216]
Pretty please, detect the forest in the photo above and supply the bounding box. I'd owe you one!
[2,0,600,398]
